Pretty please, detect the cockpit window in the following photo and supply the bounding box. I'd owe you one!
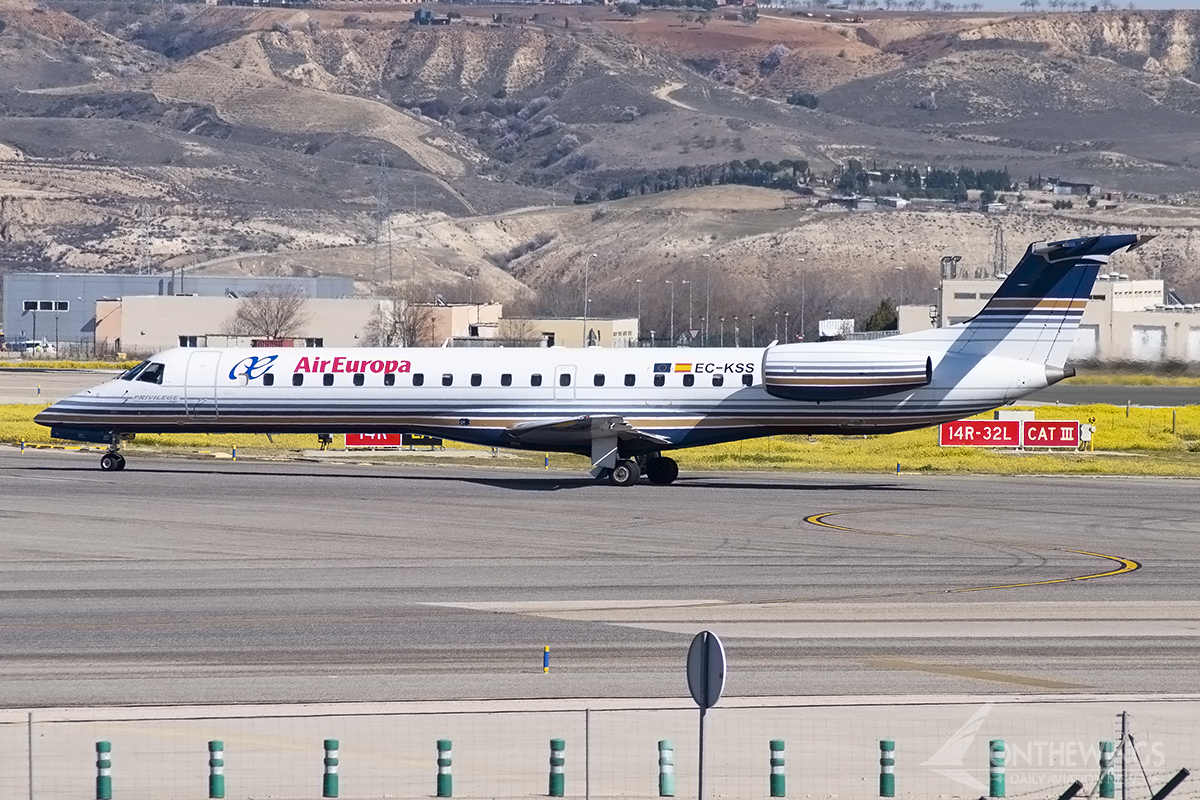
[136,362,165,385]
[119,361,150,381]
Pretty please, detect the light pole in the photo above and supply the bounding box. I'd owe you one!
[665,280,675,345]
[583,252,597,343]
[784,310,790,342]
[799,257,806,343]
[719,316,725,348]
[733,315,739,347]
[703,254,712,346]
[635,278,643,346]
[774,310,779,343]
[54,275,60,354]
[750,314,756,347]
[683,279,693,338]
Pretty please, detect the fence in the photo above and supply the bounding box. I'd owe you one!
[1,698,1196,800]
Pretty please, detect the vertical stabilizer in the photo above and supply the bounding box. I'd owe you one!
[950,233,1151,367]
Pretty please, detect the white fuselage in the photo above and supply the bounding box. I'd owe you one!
[36,340,1049,455]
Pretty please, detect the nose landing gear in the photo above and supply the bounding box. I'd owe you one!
[100,433,127,471]
[100,452,126,471]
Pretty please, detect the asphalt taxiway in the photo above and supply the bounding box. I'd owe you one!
[2,449,1199,707]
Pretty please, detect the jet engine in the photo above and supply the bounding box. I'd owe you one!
[762,344,932,402]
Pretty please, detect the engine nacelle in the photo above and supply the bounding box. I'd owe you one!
[762,344,932,402]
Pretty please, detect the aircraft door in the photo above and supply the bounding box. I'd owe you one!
[554,365,576,401]
[184,351,220,418]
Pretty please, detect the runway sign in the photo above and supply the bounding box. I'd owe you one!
[1022,421,1080,448]
[938,420,1081,448]
[345,433,403,448]
[938,420,1021,447]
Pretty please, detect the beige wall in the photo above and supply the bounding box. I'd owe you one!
[421,303,503,343]
[95,295,388,354]
[517,318,639,348]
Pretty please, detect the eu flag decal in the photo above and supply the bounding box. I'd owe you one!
[654,363,671,373]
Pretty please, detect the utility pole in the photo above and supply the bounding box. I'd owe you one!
[583,253,597,344]
[636,279,643,346]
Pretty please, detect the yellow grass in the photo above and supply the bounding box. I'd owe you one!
[0,360,139,371]
[1065,372,1200,386]
[4,403,1200,476]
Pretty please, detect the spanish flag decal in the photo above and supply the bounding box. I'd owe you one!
[674,364,692,373]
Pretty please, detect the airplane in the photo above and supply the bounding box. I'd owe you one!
[35,233,1151,485]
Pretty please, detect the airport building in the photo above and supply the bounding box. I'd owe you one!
[95,295,390,356]
[3,273,354,352]
[900,275,1200,363]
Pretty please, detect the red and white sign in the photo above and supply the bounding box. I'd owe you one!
[939,419,1082,448]
[1021,421,1080,448]
[345,433,403,449]
[939,420,1021,447]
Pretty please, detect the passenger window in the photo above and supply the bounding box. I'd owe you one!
[742,373,753,387]
[501,373,512,387]
[594,374,605,387]
[531,374,543,387]
[712,374,724,387]
[654,374,665,387]
[559,373,571,387]
[624,374,635,387]
[293,373,304,387]
[471,373,482,387]
[263,373,275,387]
[137,363,165,385]
[384,373,395,387]
[683,374,695,387]
[413,373,425,386]
[442,374,453,386]
[323,373,334,387]
[353,373,365,387]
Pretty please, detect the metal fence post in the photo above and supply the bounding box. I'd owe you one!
[880,740,895,798]
[549,739,565,797]
[658,740,675,797]
[769,740,785,797]
[96,742,112,800]
[990,740,1005,798]
[437,740,453,797]
[322,739,338,798]
[208,741,225,799]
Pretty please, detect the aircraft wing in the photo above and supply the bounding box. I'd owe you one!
[505,415,672,450]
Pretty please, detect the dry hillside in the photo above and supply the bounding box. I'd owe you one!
[1,1,1199,335]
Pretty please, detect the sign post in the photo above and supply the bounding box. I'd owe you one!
[686,631,727,800]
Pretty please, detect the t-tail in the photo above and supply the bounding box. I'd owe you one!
[948,233,1155,371]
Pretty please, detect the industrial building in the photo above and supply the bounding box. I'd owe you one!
[96,295,388,356]
[900,274,1200,363]
[3,273,353,354]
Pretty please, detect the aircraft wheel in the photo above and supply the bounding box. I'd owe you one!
[100,453,122,471]
[114,454,126,471]
[646,456,679,485]
[609,459,641,487]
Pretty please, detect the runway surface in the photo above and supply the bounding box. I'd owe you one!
[2,448,1199,707]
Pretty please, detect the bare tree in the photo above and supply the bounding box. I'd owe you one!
[496,317,543,347]
[361,284,438,347]
[225,285,311,340]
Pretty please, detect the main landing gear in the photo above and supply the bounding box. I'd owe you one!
[100,434,127,471]
[603,455,679,486]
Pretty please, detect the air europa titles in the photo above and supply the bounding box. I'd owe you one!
[294,356,411,374]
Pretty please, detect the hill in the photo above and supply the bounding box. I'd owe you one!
[0,1,1198,334]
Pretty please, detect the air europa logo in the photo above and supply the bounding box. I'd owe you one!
[294,356,411,374]
[229,355,278,381]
